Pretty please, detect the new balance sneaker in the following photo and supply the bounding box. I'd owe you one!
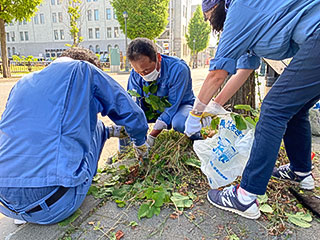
[207,185,261,219]
[272,164,315,190]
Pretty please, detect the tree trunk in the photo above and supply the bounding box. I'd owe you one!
[222,72,256,113]
[0,19,11,78]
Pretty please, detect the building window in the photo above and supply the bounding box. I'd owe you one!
[95,28,100,39]
[6,33,10,42]
[89,45,94,52]
[88,28,93,39]
[51,0,55,5]
[52,13,57,23]
[11,32,15,42]
[87,10,92,21]
[95,45,100,53]
[54,30,59,40]
[114,12,117,19]
[106,8,111,20]
[34,15,39,24]
[40,14,45,24]
[93,0,98,2]
[106,27,112,38]
[114,44,119,49]
[58,12,63,22]
[25,32,29,41]
[8,47,11,57]
[60,30,64,40]
[114,27,119,38]
[23,19,27,25]
[12,47,16,55]
[57,0,62,5]
[107,44,112,53]
[20,32,24,41]
[94,9,99,21]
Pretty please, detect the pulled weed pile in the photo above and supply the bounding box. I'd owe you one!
[90,130,209,219]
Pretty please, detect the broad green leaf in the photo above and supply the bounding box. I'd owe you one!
[170,193,193,208]
[245,117,256,126]
[138,203,150,219]
[210,116,220,129]
[234,104,252,111]
[146,205,156,218]
[259,204,273,213]
[287,215,311,228]
[153,192,166,207]
[154,207,161,216]
[285,212,313,228]
[296,212,312,222]
[257,194,268,204]
[149,84,158,94]
[143,85,150,94]
[128,90,141,97]
[231,114,247,131]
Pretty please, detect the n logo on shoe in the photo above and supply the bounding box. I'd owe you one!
[279,171,291,179]
[221,196,233,207]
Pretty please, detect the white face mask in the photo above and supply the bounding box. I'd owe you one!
[142,67,160,82]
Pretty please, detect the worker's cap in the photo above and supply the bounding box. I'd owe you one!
[202,0,221,13]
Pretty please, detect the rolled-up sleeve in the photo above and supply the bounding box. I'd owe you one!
[210,1,264,74]
[236,54,260,70]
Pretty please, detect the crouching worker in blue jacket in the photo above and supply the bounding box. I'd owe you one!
[0,47,148,225]
[120,38,207,150]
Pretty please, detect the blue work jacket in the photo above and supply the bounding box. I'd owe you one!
[0,58,148,188]
[127,55,195,126]
[210,0,320,74]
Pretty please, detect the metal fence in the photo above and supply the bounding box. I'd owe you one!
[0,61,113,75]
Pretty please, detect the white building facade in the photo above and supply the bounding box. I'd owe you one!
[4,0,195,62]
[5,0,125,59]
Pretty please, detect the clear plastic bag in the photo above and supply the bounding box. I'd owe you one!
[310,101,320,136]
[194,117,254,189]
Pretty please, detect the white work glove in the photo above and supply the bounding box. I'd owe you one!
[184,112,202,137]
[153,119,167,130]
[204,101,229,115]
[146,134,156,147]
[201,116,212,128]
[107,125,128,139]
[133,142,149,159]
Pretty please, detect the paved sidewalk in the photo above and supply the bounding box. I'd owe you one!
[1,68,320,239]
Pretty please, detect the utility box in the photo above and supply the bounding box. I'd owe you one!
[110,48,120,73]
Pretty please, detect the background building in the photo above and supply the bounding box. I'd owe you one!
[157,0,193,63]
[5,0,125,60]
[4,0,200,63]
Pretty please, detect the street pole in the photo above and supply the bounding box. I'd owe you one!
[193,39,196,69]
[123,11,129,72]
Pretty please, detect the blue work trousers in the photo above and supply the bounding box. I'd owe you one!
[0,120,107,224]
[240,28,320,195]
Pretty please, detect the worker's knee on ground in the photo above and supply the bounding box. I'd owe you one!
[172,118,185,133]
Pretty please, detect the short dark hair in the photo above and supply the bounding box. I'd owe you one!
[127,38,157,62]
[61,47,102,69]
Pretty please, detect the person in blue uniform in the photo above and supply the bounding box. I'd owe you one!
[185,0,319,219]
[0,47,148,224]
[124,38,204,147]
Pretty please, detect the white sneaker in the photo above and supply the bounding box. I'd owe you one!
[14,219,27,225]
